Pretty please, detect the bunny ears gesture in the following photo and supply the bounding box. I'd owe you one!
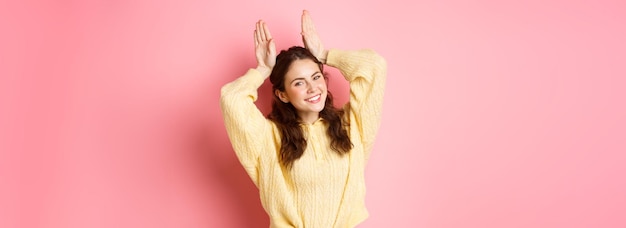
[301,10,328,63]
[254,20,276,73]
[253,10,328,75]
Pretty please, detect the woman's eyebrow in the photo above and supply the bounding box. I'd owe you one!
[290,71,321,84]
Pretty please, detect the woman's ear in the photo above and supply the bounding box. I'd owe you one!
[275,89,289,103]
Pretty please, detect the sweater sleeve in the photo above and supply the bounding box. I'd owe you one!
[220,69,271,186]
[326,49,387,160]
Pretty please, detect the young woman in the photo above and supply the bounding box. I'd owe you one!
[220,10,387,228]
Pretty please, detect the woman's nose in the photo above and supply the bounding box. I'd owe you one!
[306,83,315,93]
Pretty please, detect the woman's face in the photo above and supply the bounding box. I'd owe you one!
[276,58,327,123]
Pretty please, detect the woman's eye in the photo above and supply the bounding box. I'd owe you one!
[294,82,303,86]
[313,75,321,80]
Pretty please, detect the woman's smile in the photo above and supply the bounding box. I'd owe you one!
[306,94,322,103]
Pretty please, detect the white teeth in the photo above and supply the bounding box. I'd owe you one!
[307,95,320,102]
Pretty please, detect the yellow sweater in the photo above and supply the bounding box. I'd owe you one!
[220,49,387,228]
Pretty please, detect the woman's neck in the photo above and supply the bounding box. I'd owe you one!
[298,112,320,124]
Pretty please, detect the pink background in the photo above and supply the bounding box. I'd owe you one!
[2,0,625,227]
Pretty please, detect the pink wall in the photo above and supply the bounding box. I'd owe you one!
[2,0,625,227]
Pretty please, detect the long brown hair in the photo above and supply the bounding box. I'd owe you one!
[267,46,352,169]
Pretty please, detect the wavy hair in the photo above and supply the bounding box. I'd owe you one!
[267,46,352,169]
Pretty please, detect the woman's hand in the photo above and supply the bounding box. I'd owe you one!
[254,20,276,77]
[301,10,328,63]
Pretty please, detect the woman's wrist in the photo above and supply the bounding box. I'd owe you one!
[319,50,329,64]
[255,65,272,78]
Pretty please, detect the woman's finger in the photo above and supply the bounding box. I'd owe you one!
[259,21,267,41]
[263,22,272,41]
[269,39,276,53]
[255,21,263,43]
[301,10,307,33]
[303,10,315,33]
[302,13,309,33]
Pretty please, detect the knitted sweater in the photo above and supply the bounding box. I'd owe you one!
[220,49,387,228]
